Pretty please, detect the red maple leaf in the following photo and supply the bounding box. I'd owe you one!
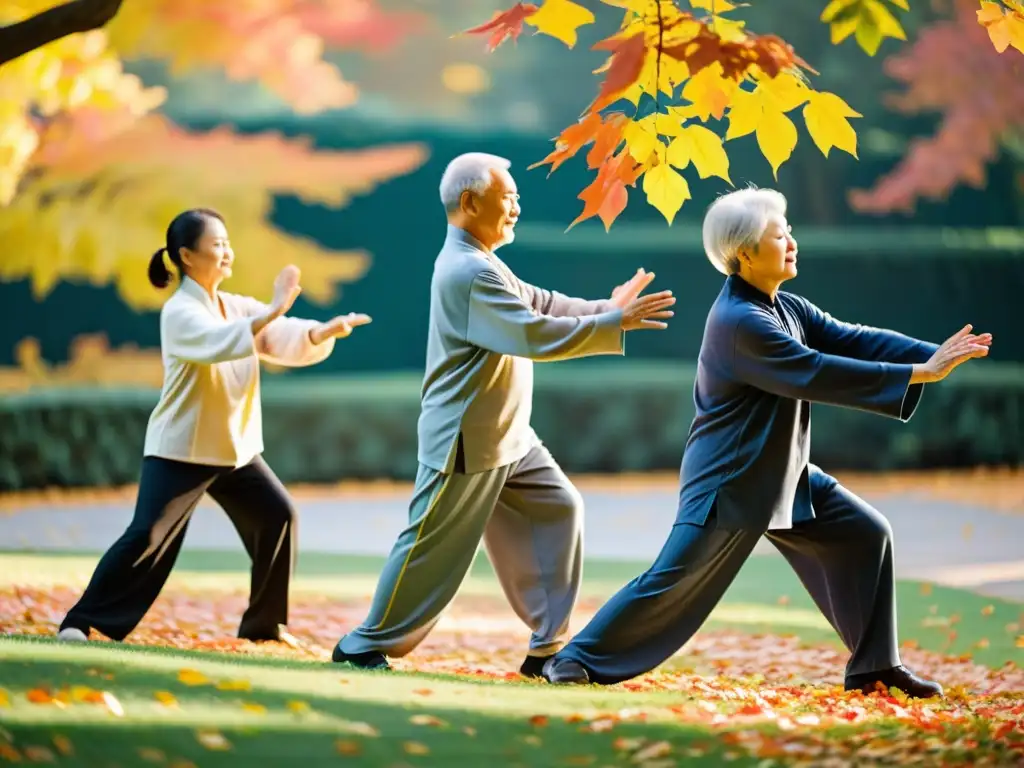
[462,3,539,52]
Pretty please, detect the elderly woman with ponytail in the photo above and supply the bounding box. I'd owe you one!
[58,208,371,645]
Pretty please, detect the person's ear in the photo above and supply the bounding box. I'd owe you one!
[179,247,194,269]
[460,190,479,216]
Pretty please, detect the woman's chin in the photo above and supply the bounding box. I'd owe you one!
[219,266,234,280]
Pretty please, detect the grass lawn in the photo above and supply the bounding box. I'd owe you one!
[1,550,1022,766]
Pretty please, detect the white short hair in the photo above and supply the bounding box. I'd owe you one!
[701,186,788,275]
[439,152,512,212]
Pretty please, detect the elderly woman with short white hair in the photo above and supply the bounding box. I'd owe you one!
[543,186,992,699]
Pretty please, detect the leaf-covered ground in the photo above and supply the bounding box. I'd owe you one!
[1,551,1022,766]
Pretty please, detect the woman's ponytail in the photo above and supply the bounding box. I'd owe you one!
[148,247,172,289]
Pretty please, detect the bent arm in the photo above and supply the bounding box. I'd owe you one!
[466,269,624,361]
[797,296,938,364]
[162,301,256,365]
[230,295,336,368]
[732,311,920,421]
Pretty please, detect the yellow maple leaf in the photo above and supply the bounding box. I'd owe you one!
[803,91,862,158]
[682,125,732,182]
[689,0,738,11]
[622,120,660,165]
[526,0,597,48]
[681,63,737,121]
[725,88,762,140]
[725,75,808,177]
[664,136,691,169]
[977,1,1024,54]
[756,109,798,179]
[643,162,690,224]
[821,0,906,55]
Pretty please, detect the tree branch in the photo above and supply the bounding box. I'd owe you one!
[0,0,124,68]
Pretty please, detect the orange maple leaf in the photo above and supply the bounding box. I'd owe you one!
[590,32,647,112]
[662,25,815,81]
[462,3,539,52]
[569,149,643,231]
[531,112,629,176]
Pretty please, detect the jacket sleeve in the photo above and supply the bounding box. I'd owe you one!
[228,294,336,368]
[731,309,920,421]
[521,280,616,317]
[796,295,939,364]
[162,297,256,365]
[466,268,625,361]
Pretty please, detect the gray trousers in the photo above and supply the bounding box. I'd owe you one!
[555,472,901,684]
[339,443,584,658]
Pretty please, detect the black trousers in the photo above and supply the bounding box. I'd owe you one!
[555,471,900,684]
[61,455,297,642]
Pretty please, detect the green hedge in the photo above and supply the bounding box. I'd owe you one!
[1,361,1021,491]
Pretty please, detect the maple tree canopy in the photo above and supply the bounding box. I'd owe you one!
[462,0,1024,230]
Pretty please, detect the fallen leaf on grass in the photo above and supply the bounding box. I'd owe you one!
[138,747,166,762]
[22,745,56,762]
[522,734,543,746]
[411,688,433,696]
[196,730,231,751]
[335,739,361,756]
[286,700,310,713]
[153,691,178,707]
[51,736,73,756]
[101,692,124,717]
[0,744,20,761]
[241,702,267,715]
[403,741,430,755]
[0,689,8,707]
[177,669,210,686]
[462,726,477,737]
[216,679,251,692]
[26,688,53,704]
[632,741,672,762]
[529,714,549,727]
[409,714,447,727]
[336,720,380,737]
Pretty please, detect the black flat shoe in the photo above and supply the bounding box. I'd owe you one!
[845,665,943,699]
[542,657,590,684]
[331,642,390,670]
[519,654,554,679]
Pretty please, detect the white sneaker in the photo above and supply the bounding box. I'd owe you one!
[57,628,88,642]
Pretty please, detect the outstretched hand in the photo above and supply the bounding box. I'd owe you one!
[309,312,372,345]
[610,268,676,331]
[912,324,992,384]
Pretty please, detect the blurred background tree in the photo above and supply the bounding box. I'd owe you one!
[0,0,431,310]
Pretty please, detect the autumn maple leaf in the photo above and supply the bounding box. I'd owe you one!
[590,32,648,112]
[462,3,539,52]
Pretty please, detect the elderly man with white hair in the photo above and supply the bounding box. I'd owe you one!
[542,185,992,698]
[331,152,676,675]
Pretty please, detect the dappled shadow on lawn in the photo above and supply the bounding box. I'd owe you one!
[1,639,1023,767]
